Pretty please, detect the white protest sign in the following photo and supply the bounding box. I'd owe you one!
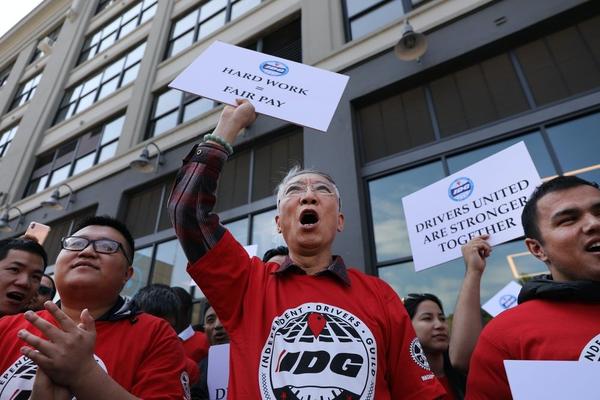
[504,360,600,399]
[169,41,349,132]
[402,142,542,271]
[208,343,230,400]
[482,281,522,317]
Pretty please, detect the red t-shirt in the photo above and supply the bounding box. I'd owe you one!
[0,310,190,399]
[182,331,209,362]
[188,230,446,399]
[466,300,600,399]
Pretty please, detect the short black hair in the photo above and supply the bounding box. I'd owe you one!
[172,286,193,331]
[72,215,135,264]
[132,284,180,322]
[262,246,289,262]
[403,293,445,319]
[0,238,48,270]
[521,176,599,243]
[42,274,56,298]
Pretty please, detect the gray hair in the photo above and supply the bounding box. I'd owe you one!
[275,166,341,210]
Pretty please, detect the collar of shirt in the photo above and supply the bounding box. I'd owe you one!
[178,324,196,341]
[273,255,351,286]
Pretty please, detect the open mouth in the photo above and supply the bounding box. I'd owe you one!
[6,291,25,303]
[300,210,319,226]
[585,241,600,253]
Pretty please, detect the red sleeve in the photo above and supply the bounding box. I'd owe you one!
[381,282,447,399]
[187,230,254,335]
[183,332,209,362]
[465,328,513,400]
[130,319,191,400]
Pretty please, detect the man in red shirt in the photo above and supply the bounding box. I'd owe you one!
[466,176,600,399]
[0,238,47,317]
[0,216,190,399]
[169,100,446,399]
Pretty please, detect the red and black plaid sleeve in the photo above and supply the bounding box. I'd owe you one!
[168,142,229,263]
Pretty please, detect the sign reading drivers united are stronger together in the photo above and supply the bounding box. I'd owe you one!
[402,142,542,271]
[169,41,350,132]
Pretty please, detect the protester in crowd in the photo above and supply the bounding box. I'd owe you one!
[262,245,289,264]
[0,237,47,317]
[173,286,209,363]
[28,274,57,311]
[169,99,446,399]
[0,216,189,399]
[191,302,230,400]
[403,235,491,400]
[133,283,200,385]
[466,176,600,399]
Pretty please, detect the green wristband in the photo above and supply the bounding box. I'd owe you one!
[203,133,234,156]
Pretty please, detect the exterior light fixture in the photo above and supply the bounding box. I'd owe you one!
[130,142,164,173]
[0,206,24,233]
[394,20,428,62]
[41,184,75,210]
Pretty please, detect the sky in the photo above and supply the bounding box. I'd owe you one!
[0,0,45,38]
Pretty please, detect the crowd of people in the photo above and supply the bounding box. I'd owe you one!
[0,100,598,399]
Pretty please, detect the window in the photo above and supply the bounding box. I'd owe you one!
[367,111,600,314]
[215,128,303,211]
[0,125,18,158]
[147,88,216,138]
[0,64,11,88]
[9,73,42,111]
[24,114,125,198]
[343,0,429,41]
[95,0,116,15]
[357,14,600,163]
[79,0,157,65]
[55,43,146,124]
[165,0,263,59]
[244,18,302,62]
[123,177,174,239]
[29,25,62,64]
[43,207,98,264]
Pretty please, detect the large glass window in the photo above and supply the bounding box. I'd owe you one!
[43,207,98,264]
[0,125,18,158]
[55,43,145,124]
[123,177,174,239]
[243,19,302,62]
[9,73,42,111]
[343,0,429,41]
[24,114,125,198]
[367,111,600,315]
[147,88,215,138]
[79,0,157,65]
[165,0,263,59]
[224,208,282,261]
[95,0,116,15]
[357,14,600,164]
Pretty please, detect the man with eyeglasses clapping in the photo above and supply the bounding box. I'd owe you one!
[0,216,190,400]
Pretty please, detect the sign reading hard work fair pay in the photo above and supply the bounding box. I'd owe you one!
[402,142,542,271]
[169,41,350,132]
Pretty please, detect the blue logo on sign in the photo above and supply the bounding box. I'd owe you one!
[260,61,289,76]
[499,294,517,309]
[448,177,474,201]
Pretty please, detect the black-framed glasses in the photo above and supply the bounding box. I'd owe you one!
[61,236,132,264]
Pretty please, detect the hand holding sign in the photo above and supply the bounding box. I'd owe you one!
[212,99,257,145]
[461,234,492,275]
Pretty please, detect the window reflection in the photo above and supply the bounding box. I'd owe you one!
[369,161,445,262]
[225,218,249,245]
[378,240,543,315]
[251,209,282,259]
[447,132,556,178]
[152,239,200,297]
[124,246,153,298]
[546,112,600,183]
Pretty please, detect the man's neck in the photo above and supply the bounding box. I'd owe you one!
[288,250,334,275]
[60,300,117,321]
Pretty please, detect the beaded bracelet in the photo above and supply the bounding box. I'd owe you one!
[203,133,234,156]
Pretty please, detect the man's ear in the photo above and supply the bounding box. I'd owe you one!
[525,238,548,263]
[337,213,345,233]
[275,214,281,233]
[124,266,134,283]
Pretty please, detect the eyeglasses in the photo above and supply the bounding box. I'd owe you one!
[38,285,53,296]
[282,182,337,198]
[61,236,132,264]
